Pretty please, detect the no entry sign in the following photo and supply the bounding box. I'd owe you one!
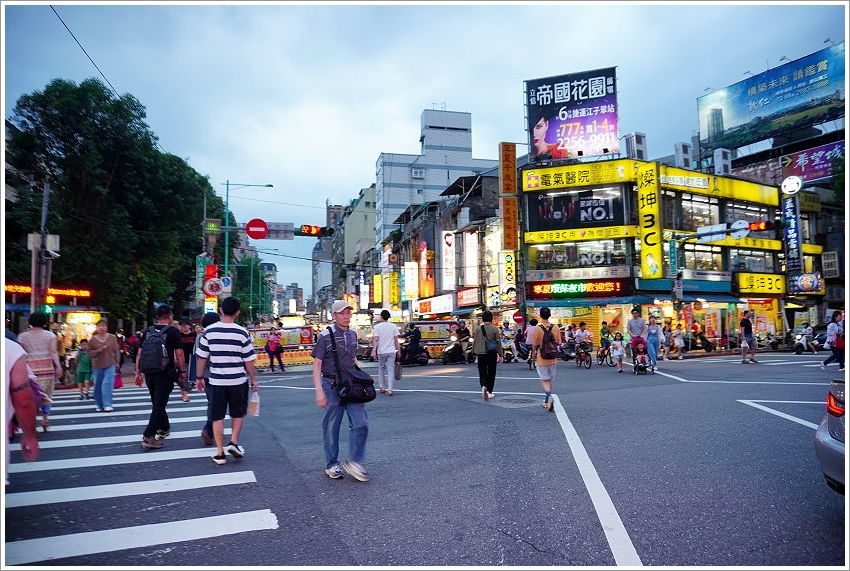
[245,218,268,239]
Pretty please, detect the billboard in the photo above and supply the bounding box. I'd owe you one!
[525,187,626,232]
[525,67,619,159]
[780,140,845,182]
[698,42,845,154]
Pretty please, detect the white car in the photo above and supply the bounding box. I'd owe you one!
[814,379,845,495]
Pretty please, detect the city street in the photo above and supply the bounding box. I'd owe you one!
[5,351,846,567]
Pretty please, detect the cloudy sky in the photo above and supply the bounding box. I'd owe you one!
[3,1,846,299]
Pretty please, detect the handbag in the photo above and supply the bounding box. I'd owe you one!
[326,326,377,403]
[394,357,403,381]
[114,372,124,389]
[835,334,845,350]
[482,325,498,354]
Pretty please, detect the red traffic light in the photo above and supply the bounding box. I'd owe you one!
[748,221,771,231]
[295,225,335,237]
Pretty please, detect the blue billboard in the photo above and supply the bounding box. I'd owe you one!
[698,42,845,154]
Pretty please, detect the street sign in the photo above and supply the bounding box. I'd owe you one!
[668,239,677,274]
[512,310,524,324]
[245,218,269,239]
[728,219,750,240]
[696,223,727,243]
[673,278,683,300]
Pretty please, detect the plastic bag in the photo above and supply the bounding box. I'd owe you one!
[248,390,260,416]
[114,373,124,389]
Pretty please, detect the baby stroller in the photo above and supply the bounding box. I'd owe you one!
[632,341,654,375]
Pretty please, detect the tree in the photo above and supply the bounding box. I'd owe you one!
[5,78,222,325]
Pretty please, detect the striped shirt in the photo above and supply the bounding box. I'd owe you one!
[195,322,256,386]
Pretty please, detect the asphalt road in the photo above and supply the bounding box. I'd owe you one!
[5,350,846,567]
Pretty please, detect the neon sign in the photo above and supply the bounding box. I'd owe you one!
[527,278,627,299]
[5,285,92,297]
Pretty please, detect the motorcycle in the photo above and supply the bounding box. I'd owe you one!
[515,340,531,362]
[559,340,576,362]
[356,338,375,361]
[442,335,470,364]
[400,338,430,366]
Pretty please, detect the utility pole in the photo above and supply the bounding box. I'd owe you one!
[30,182,57,314]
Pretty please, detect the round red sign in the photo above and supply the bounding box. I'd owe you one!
[245,218,268,240]
[512,310,524,323]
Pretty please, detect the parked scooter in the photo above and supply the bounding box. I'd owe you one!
[400,338,430,366]
[442,335,469,364]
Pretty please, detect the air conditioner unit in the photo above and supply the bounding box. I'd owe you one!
[624,132,647,161]
[714,148,732,175]
[674,142,693,168]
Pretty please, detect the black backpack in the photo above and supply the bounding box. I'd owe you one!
[138,325,173,374]
[539,324,559,360]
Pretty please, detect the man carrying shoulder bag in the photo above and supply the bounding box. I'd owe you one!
[473,310,503,401]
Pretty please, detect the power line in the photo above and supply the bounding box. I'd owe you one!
[50,5,120,97]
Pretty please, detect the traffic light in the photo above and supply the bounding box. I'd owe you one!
[748,219,791,232]
[295,225,335,237]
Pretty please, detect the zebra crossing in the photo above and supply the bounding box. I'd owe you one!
[4,385,279,566]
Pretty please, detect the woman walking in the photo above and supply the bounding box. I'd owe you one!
[645,315,665,368]
[89,319,120,412]
[16,311,63,431]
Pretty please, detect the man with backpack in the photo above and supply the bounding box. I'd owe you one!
[528,306,560,412]
[135,304,185,451]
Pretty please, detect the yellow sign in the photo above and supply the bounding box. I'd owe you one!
[524,225,638,244]
[501,196,518,250]
[637,163,663,279]
[372,273,382,303]
[522,159,642,191]
[737,272,786,294]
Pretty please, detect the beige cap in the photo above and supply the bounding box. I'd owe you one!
[331,300,353,314]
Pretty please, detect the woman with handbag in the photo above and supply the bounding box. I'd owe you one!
[820,311,845,372]
[311,300,372,482]
[473,310,504,401]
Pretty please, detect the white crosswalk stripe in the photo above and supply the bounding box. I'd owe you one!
[5,385,278,564]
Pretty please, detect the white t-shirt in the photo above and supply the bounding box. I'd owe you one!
[372,320,400,355]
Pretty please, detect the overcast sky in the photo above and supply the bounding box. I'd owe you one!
[3,1,847,300]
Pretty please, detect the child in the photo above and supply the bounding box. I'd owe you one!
[633,340,650,372]
[75,339,93,400]
[611,332,626,373]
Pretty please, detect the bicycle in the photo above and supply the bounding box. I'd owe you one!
[596,342,615,367]
[575,342,592,369]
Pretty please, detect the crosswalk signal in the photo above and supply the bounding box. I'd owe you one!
[295,225,335,237]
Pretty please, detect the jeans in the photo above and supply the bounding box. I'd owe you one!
[143,370,175,438]
[477,352,498,393]
[377,353,396,391]
[91,365,115,410]
[646,338,660,366]
[823,345,845,368]
[322,377,368,468]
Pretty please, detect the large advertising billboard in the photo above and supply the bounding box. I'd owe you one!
[698,42,845,154]
[525,67,619,160]
[525,187,626,232]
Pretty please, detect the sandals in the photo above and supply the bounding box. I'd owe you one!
[41,417,50,432]
[386,390,394,396]
[379,388,387,393]
[181,394,191,402]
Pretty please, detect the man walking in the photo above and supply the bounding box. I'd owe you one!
[194,297,259,465]
[135,304,185,450]
[371,309,400,395]
[739,309,757,363]
[528,306,560,411]
[312,300,371,482]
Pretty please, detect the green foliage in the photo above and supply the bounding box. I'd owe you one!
[828,155,845,208]
[5,78,222,324]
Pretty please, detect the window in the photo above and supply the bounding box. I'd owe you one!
[411,168,424,179]
[527,239,629,271]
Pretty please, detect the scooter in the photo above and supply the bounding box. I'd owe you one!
[515,340,531,362]
[501,336,516,363]
[793,333,821,355]
[401,338,430,366]
[559,340,576,362]
[442,335,469,364]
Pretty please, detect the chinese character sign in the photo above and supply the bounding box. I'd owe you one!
[637,163,663,279]
[525,67,619,159]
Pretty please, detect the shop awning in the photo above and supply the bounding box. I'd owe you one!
[525,295,656,308]
[680,293,744,304]
[451,306,481,316]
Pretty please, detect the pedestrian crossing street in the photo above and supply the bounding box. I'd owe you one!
[4,386,279,566]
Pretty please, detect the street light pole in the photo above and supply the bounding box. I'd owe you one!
[222,180,273,278]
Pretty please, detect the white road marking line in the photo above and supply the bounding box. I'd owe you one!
[5,471,256,508]
[738,400,820,429]
[9,427,231,450]
[8,447,228,473]
[3,509,279,565]
[550,395,643,566]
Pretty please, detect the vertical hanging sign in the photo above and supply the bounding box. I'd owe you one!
[637,162,663,279]
[499,142,519,250]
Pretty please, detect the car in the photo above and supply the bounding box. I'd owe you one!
[814,379,845,495]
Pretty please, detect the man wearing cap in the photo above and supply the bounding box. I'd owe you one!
[311,300,371,482]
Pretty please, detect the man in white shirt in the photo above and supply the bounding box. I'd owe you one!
[371,310,400,395]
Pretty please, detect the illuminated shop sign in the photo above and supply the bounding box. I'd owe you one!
[527,279,628,299]
[5,285,92,297]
